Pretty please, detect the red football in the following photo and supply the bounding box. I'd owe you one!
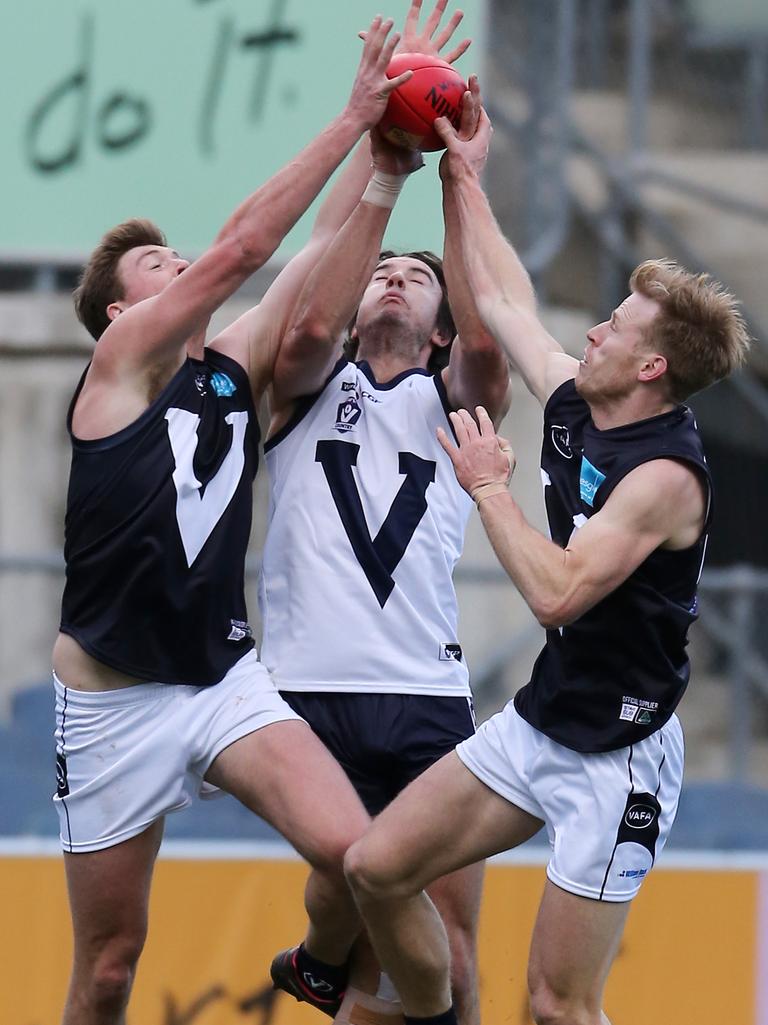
[380,52,467,152]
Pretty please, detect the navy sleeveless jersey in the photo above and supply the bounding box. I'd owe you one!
[514,379,712,752]
[60,349,259,685]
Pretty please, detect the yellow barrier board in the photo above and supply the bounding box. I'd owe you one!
[0,852,764,1024]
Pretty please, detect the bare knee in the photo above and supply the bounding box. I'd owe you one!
[344,837,420,905]
[529,983,598,1025]
[73,933,146,1016]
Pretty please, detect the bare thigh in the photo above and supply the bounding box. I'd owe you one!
[352,752,543,894]
[206,720,371,866]
[65,820,165,961]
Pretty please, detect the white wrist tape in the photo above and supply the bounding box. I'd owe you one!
[362,170,409,209]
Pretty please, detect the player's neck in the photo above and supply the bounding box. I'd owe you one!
[356,340,430,384]
[185,327,207,361]
[589,390,676,431]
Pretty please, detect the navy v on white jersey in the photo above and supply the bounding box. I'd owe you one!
[259,358,473,697]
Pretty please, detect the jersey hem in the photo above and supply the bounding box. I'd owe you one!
[274,680,473,697]
[57,624,255,688]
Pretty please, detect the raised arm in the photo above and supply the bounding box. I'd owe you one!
[94,18,410,378]
[438,407,708,627]
[269,0,474,419]
[435,107,578,407]
[268,133,423,421]
[210,136,376,402]
[439,78,510,426]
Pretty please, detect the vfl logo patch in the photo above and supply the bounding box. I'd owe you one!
[579,456,605,507]
[551,425,573,459]
[440,643,463,662]
[227,619,252,642]
[211,372,236,397]
[334,397,362,433]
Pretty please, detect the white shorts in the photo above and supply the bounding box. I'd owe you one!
[53,650,303,853]
[456,701,684,901]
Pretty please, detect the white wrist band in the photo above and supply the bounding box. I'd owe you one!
[361,170,409,209]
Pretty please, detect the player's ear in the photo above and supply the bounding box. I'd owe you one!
[106,301,126,323]
[430,326,454,350]
[638,352,667,383]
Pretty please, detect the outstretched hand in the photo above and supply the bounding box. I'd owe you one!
[437,406,515,501]
[370,126,424,176]
[435,81,492,179]
[360,0,471,64]
[346,17,413,129]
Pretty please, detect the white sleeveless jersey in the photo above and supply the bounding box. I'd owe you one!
[259,359,473,696]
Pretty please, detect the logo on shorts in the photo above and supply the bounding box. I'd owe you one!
[615,791,662,861]
[56,752,69,798]
[551,425,573,459]
[618,868,648,879]
[334,396,362,432]
[227,619,252,642]
[439,643,463,662]
[624,803,658,829]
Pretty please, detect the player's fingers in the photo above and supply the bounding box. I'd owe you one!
[361,16,382,56]
[434,116,459,145]
[436,426,458,461]
[379,29,401,69]
[448,410,471,446]
[424,0,449,39]
[404,0,424,38]
[457,407,481,440]
[443,38,472,65]
[459,88,479,138]
[433,10,464,51]
[475,405,495,437]
[384,69,413,94]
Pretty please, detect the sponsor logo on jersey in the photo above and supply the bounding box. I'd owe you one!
[624,803,658,829]
[619,695,658,724]
[334,397,362,432]
[579,456,606,507]
[439,643,463,661]
[211,372,236,397]
[194,371,208,395]
[227,619,252,642]
[551,425,573,458]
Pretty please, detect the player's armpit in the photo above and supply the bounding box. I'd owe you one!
[554,459,708,625]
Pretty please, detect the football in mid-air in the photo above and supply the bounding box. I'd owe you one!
[380,53,467,152]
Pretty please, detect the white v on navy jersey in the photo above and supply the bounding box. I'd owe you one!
[259,359,473,696]
[60,349,259,685]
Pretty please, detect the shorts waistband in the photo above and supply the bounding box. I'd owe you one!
[52,671,175,708]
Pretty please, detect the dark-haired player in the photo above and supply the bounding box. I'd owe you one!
[51,20,419,1025]
[342,105,751,1025]
[262,75,509,1025]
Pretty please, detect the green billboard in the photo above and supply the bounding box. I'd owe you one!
[1,0,486,261]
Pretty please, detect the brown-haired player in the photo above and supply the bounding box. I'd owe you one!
[260,64,508,1025]
[51,18,421,1025]
[342,103,750,1025]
